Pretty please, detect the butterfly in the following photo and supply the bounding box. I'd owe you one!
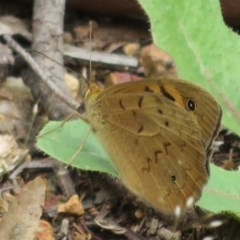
[83,77,222,215]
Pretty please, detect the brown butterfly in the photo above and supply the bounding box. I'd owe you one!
[84,77,222,215]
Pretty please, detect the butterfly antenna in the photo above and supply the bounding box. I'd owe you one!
[78,20,93,98]
[29,50,76,73]
[89,20,92,82]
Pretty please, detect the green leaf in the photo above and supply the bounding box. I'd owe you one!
[137,0,240,135]
[198,164,240,217]
[36,120,118,177]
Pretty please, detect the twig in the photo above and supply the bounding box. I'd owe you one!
[64,43,139,71]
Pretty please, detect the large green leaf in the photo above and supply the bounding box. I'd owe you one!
[137,0,240,216]
[137,0,240,135]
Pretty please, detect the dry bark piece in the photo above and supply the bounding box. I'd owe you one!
[0,177,46,240]
[0,76,33,141]
[0,134,29,176]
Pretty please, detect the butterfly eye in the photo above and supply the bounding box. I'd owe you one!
[186,99,196,111]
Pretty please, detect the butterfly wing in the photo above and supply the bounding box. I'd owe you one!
[85,77,221,214]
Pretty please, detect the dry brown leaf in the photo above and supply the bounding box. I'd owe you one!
[220,158,238,170]
[140,44,177,78]
[58,194,84,216]
[0,177,46,240]
[35,220,55,240]
[123,42,140,56]
[64,72,80,98]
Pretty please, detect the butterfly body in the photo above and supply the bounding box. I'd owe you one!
[84,77,222,215]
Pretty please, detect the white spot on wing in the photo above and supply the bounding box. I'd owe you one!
[209,220,223,228]
[174,205,181,218]
[186,196,195,208]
